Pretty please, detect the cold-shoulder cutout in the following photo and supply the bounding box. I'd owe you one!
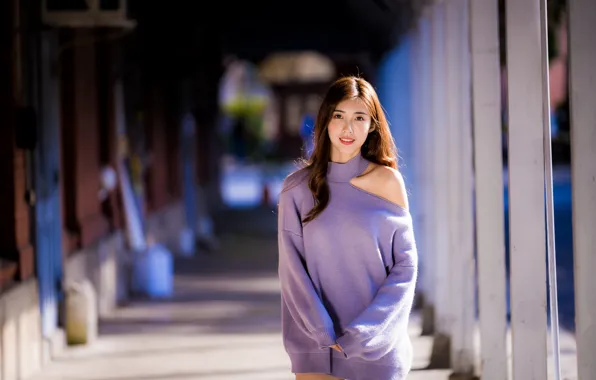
[350,164,409,211]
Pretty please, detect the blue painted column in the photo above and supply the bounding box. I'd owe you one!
[377,32,435,306]
[377,35,413,185]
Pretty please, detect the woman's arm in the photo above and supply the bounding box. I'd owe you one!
[278,189,337,349]
[335,224,418,360]
[335,168,418,360]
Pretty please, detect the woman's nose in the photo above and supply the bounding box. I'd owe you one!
[342,122,354,133]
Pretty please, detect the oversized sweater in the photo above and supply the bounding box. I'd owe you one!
[277,153,418,380]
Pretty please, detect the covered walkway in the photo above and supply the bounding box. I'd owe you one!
[28,212,451,380]
[2,0,595,380]
[27,209,578,380]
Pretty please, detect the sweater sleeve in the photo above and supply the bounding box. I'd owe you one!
[335,218,418,360]
[278,190,337,349]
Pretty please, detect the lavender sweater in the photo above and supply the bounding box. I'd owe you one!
[278,153,418,380]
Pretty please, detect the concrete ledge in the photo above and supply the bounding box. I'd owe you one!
[65,231,128,318]
[0,280,43,380]
[41,328,65,365]
[64,201,187,318]
[427,332,451,369]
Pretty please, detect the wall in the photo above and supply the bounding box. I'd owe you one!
[64,232,127,317]
[0,9,190,380]
[63,201,186,318]
[0,281,45,380]
[0,0,35,291]
[0,2,45,377]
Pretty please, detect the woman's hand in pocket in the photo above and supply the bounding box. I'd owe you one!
[330,344,343,353]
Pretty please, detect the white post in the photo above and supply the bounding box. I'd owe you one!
[444,0,476,376]
[409,19,426,307]
[411,13,436,333]
[470,0,508,379]
[428,2,453,368]
[505,0,549,378]
[457,0,477,375]
[568,0,596,378]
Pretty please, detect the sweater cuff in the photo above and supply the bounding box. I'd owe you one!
[335,331,357,359]
[312,328,337,349]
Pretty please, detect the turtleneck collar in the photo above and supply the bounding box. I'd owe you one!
[327,153,370,183]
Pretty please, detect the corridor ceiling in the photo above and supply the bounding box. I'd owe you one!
[218,0,424,60]
[130,0,428,65]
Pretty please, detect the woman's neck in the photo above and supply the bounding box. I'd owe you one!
[330,149,361,164]
[327,152,369,183]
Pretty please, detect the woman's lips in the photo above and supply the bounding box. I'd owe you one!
[339,137,355,145]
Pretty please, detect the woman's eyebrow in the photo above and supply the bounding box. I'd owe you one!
[333,109,368,115]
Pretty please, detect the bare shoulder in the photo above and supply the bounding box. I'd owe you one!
[368,164,409,210]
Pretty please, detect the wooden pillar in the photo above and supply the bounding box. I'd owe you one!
[96,30,123,230]
[60,29,109,251]
[276,90,290,157]
[163,82,182,199]
[145,84,171,212]
[0,0,34,285]
[193,52,224,208]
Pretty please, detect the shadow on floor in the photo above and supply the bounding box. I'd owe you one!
[100,222,282,337]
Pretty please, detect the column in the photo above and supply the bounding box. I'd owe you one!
[445,0,476,376]
[376,30,417,304]
[415,11,437,336]
[60,29,109,250]
[428,2,453,369]
[568,0,596,378]
[408,17,429,316]
[0,0,34,283]
[505,0,549,378]
[145,84,171,212]
[96,32,124,230]
[470,0,508,378]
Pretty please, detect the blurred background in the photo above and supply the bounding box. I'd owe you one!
[1,0,589,379]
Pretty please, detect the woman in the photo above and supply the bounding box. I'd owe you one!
[278,76,418,380]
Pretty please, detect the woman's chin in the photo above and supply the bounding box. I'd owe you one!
[331,143,363,159]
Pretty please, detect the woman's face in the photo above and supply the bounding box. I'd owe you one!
[327,98,372,162]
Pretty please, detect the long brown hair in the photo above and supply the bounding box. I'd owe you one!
[301,76,398,223]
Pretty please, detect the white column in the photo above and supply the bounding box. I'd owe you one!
[444,0,476,375]
[505,0,549,378]
[457,0,476,374]
[470,0,508,378]
[426,3,453,368]
[568,0,596,378]
[430,1,451,337]
[409,20,428,297]
[410,15,435,320]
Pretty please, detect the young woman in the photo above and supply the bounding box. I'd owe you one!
[278,76,418,380]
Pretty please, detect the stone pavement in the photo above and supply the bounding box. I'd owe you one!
[28,232,451,380]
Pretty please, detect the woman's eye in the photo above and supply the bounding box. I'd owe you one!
[333,114,342,119]
[356,116,365,121]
